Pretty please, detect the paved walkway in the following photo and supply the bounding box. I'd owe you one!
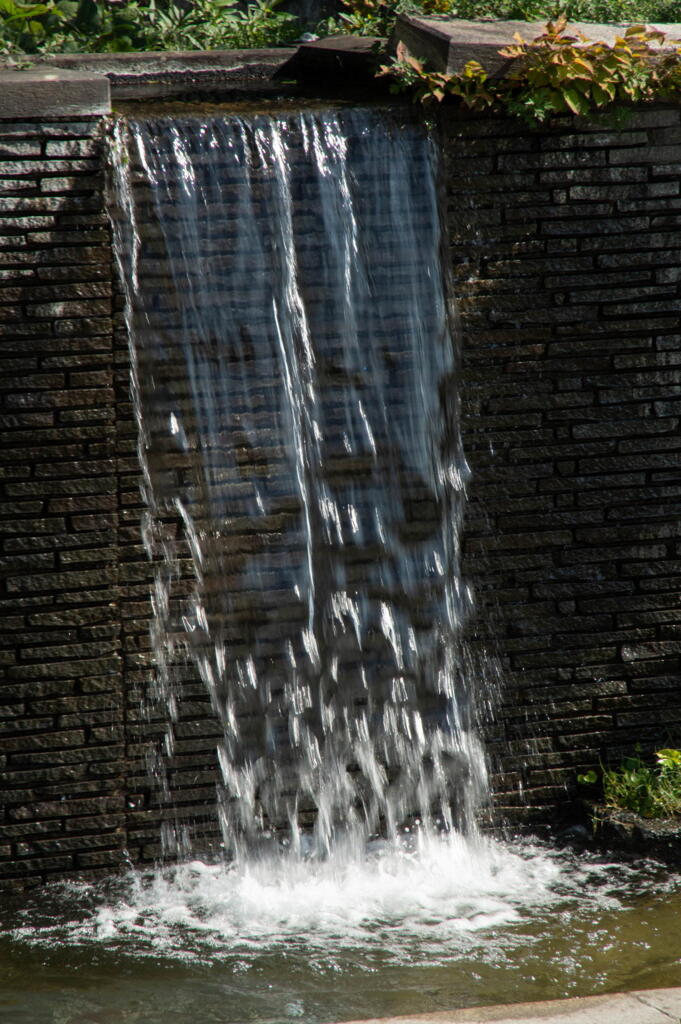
[342,988,681,1024]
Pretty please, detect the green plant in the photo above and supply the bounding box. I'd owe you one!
[317,0,401,39]
[582,748,681,819]
[317,0,462,41]
[319,0,681,35]
[0,0,299,53]
[0,0,68,53]
[130,0,299,50]
[377,42,494,105]
[500,17,679,121]
[379,18,681,125]
[212,0,298,49]
[431,0,681,20]
[0,0,154,52]
[321,0,681,36]
[67,0,152,51]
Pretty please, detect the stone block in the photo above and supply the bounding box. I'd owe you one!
[0,70,110,120]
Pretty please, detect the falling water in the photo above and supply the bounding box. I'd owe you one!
[109,105,488,863]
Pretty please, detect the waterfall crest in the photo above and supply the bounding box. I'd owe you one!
[109,106,487,860]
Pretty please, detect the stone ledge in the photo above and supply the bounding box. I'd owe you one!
[0,50,298,105]
[390,15,681,74]
[592,804,681,864]
[35,49,297,100]
[0,68,111,120]
[338,987,681,1024]
[11,47,295,76]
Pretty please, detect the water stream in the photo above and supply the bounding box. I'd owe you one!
[109,105,487,859]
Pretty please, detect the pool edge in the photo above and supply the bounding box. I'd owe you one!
[337,986,681,1023]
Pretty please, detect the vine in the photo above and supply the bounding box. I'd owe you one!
[379,17,681,124]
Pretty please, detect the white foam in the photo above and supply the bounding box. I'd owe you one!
[12,835,562,956]
[10,832,679,980]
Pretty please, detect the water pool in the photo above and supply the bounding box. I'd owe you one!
[3,834,681,1024]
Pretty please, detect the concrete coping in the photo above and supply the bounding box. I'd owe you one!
[390,15,681,74]
[339,986,681,1024]
[0,49,298,113]
[14,47,296,76]
[0,67,111,119]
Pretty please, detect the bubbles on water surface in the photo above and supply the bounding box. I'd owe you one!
[8,834,678,972]
[5,835,681,1024]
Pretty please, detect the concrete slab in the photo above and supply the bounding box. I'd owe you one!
[0,50,297,103]
[390,15,681,74]
[339,987,681,1024]
[0,67,110,119]
[0,48,296,76]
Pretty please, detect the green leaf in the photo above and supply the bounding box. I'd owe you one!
[656,748,681,769]
[73,0,99,31]
[562,86,589,115]
[591,83,613,106]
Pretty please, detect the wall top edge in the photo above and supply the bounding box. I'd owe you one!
[0,50,301,113]
[2,47,296,76]
[391,15,681,74]
[0,67,111,120]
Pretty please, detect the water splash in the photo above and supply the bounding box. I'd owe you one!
[109,106,487,862]
[5,838,681,1023]
[9,836,679,969]
[13,835,556,953]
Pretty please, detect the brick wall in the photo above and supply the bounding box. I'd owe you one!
[0,117,126,886]
[1,99,681,885]
[444,105,681,825]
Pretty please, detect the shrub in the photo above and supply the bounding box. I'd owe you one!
[379,18,681,125]
[0,0,299,54]
[442,0,681,21]
[318,0,681,42]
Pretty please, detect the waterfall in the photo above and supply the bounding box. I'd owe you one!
[109,105,488,862]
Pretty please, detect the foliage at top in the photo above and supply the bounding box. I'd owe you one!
[2,0,681,54]
[379,17,681,124]
[579,748,681,819]
[318,0,454,39]
[320,0,681,40]
[433,0,681,22]
[0,0,299,54]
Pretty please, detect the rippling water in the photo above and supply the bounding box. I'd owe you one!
[3,835,681,1024]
